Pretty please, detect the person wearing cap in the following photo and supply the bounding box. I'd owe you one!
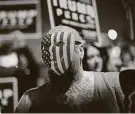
[15,26,134,113]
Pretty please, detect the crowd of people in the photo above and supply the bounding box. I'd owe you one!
[83,43,135,72]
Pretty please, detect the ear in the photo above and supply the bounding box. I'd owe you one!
[78,44,84,59]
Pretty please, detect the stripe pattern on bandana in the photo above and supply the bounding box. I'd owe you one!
[41,32,75,75]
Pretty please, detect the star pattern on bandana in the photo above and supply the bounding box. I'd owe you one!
[41,34,51,68]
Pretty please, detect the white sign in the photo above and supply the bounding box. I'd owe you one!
[47,0,100,42]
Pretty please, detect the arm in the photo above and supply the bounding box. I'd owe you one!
[15,92,32,113]
[113,72,125,112]
[100,72,125,112]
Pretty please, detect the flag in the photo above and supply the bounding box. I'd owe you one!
[41,32,75,75]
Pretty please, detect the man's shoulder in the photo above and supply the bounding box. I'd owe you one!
[102,72,120,83]
[83,71,119,77]
[103,72,119,75]
[83,71,94,77]
[15,82,50,113]
[23,82,50,101]
[83,71,120,84]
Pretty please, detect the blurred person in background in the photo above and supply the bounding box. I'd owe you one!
[130,46,135,63]
[107,58,122,72]
[0,38,39,99]
[107,46,122,72]
[83,44,104,72]
[15,26,130,113]
[120,45,135,71]
[13,39,39,98]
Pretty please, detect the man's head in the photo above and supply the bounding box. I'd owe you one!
[86,45,103,72]
[41,26,84,75]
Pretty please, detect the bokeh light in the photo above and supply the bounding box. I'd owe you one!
[108,29,117,40]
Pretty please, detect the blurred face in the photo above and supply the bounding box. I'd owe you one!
[122,52,132,66]
[87,46,103,71]
[41,32,75,75]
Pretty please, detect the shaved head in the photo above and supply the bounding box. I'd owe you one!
[41,26,83,75]
[47,26,83,43]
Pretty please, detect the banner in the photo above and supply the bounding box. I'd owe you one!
[0,77,18,113]
[0,0,42,39]
[47,0,100,42]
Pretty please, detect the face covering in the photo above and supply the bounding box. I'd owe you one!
[41,31,75,75]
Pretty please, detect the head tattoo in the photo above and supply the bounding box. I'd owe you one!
[41,26,82,75]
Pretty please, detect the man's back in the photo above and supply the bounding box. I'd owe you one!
[15,71,125,113]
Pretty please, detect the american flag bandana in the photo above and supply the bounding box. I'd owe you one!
[41,31,75,75]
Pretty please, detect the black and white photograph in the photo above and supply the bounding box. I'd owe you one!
[0,0,135,113]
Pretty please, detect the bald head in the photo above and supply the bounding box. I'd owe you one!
[47,26,83,43]
[41,26,83,75]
